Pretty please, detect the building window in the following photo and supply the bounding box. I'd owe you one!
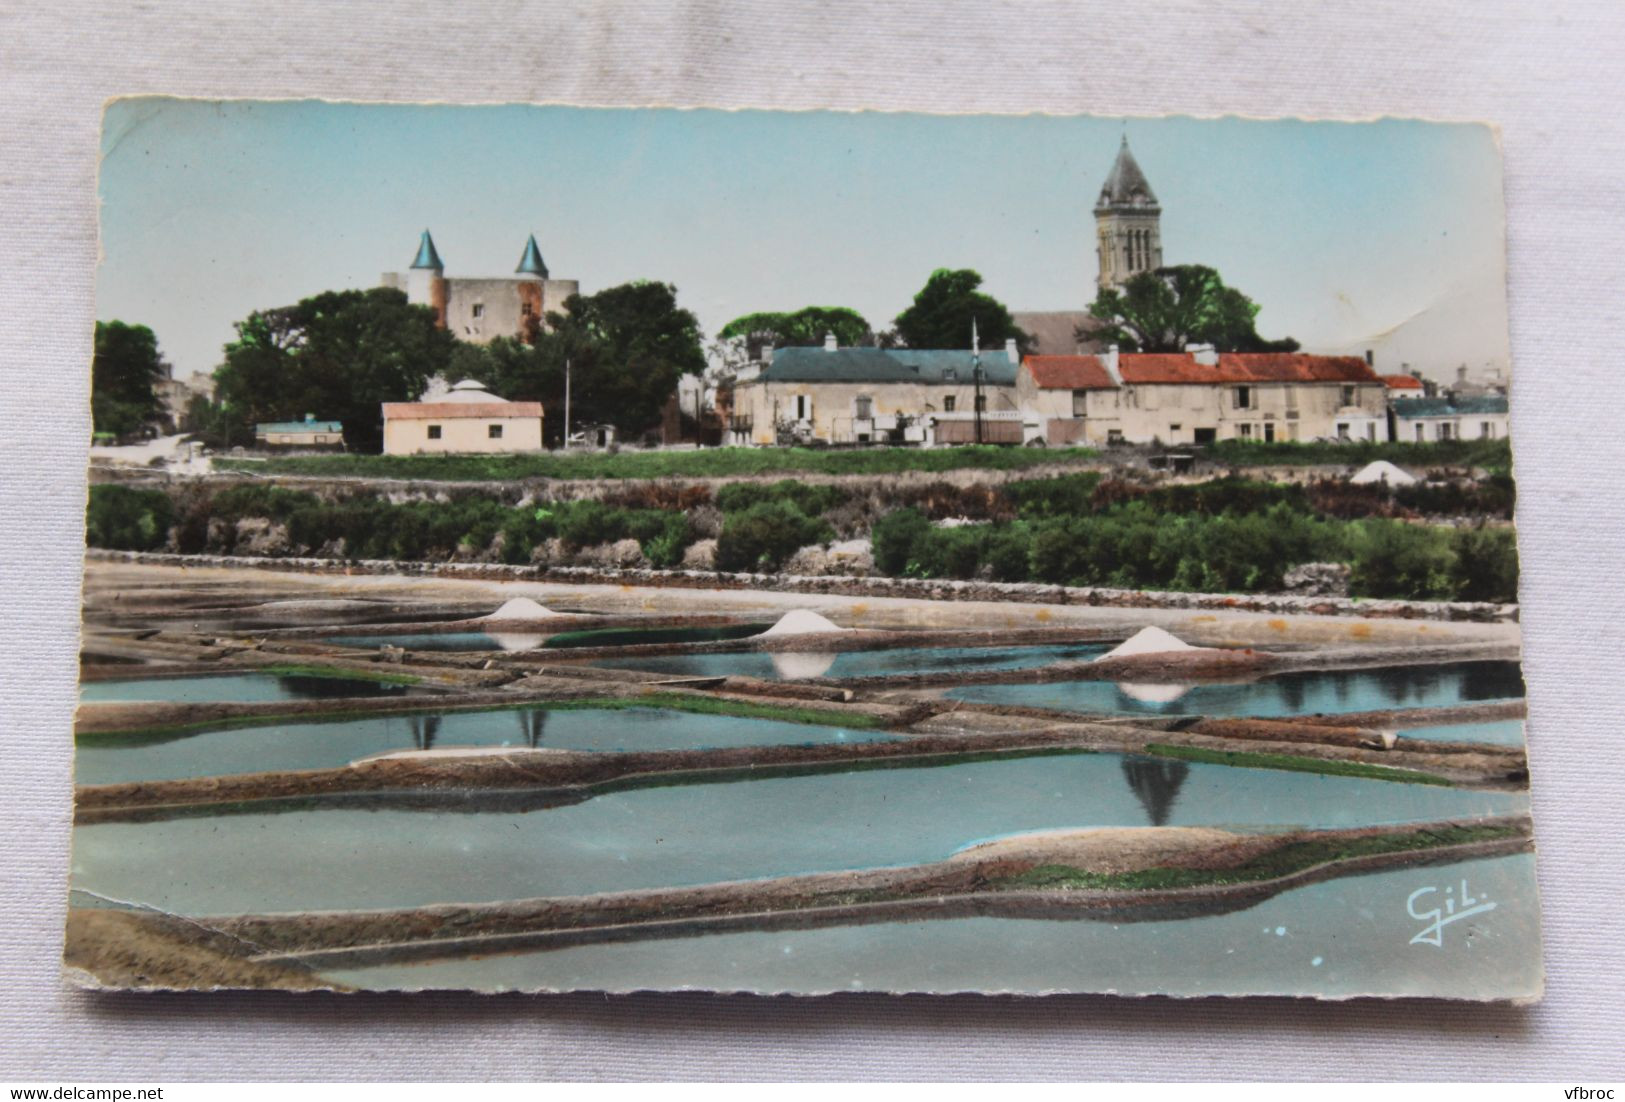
[1439,422,1454,441]
[488,424,504,439]
[1264,423,1275,443]
[795,395,809,421]
[943,396,956,413]
[1072,390,1088,416]
[472,304,485,319]
[1233,386,1252,409]
[1482,421,1495,439]
[1367,423,1378,442]
[521,301,533,317]
[1107,429,1124,445]
[943,370,957,383]
[1336,422,1350,440]
[1415,423,1425,442]
[427,424,442,440]
[1341,385,1356,406]
[1238,423,1253,439]
[854,395,873,420]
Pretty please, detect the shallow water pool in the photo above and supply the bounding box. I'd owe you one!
[76,706,894,784]
[947,660,1525,718]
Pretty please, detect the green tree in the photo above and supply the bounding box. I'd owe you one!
[92,321,169,439]
[547,281,706,437]
[719,307,873,359]
[892,269,1030,352]
[212,288,454,452]
[1085,264,1299,353]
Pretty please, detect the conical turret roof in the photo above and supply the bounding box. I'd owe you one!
[410,229,444,271]
[515,234,549,278]
[1097,136,1159,209]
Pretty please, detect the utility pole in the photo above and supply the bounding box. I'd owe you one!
[971,317,984,446]
[563,357,572,449]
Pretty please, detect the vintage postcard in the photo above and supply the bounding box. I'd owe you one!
[69,100,1536,999]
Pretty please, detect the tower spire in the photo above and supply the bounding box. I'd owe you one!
[1093,137,1163,295]
[410,229,444,271]
[515,233,549,278]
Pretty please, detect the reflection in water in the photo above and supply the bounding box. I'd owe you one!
[952,660,1525,718]
[487,633,546,653]
[518,709,547,749]
[770,652,839,680]
[409,715,440,751]
[1121,757,1190,825]
[1115,682,1193,706]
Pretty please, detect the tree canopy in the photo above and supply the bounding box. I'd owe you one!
[454,280,705,441]
[213,288,454,452]
[718,306,873,359]
[891,269,1030,353]
[1086,264,1300,354]
[92,321,169,438]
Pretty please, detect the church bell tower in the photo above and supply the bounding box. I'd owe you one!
[1094,136,1163,295]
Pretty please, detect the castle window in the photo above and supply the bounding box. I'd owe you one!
[472,303,485,319]
[427,424,442,440]
[488,424,504,439]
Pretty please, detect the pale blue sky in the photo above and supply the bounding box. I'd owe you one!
[98,100,1509,381]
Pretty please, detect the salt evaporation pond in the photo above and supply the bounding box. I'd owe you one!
[321,852,1540,1000]
[76,706,895,785]
[1399,718,1526,748]
[327,632,521,653]
[71,751,1529,915]
[590,642,1113,681]
[948,660,1525,717]
[79,672,421,705]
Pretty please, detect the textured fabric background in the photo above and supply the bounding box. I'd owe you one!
[3,0,1623,1082]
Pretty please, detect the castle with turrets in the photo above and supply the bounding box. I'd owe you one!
[381,230,579,344]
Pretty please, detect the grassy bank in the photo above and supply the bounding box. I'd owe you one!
[991,821,1524,892]
[1144,743,1454,786]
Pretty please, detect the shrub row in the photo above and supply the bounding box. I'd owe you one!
[870,504,1518,602]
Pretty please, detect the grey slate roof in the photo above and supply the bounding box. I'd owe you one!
[761,346,1019,385]
[411,229,444,271]
[515,234,549,277]
[1392,395,1509,417]
[1097,136,1159,209]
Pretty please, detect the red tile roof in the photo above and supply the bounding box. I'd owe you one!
[382,401,544,420]
[1382,374,1425,390]
[1119,352,1381,385]
[1023,355,1117,389]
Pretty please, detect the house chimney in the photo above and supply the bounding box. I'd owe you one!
[1364,349,1374,367]
[1100,344,1122,385]
[1005,337,1019,365]
[1186,342,1218,367]
[824,332,837,352]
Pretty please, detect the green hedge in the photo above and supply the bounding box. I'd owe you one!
[86,485,174,551]
[870,503,1518,602]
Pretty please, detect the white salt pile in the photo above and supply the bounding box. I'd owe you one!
[761,609,847,637]
[481,597,555,620]
[1350,460,1417,487]
[1096,626,1197,661]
